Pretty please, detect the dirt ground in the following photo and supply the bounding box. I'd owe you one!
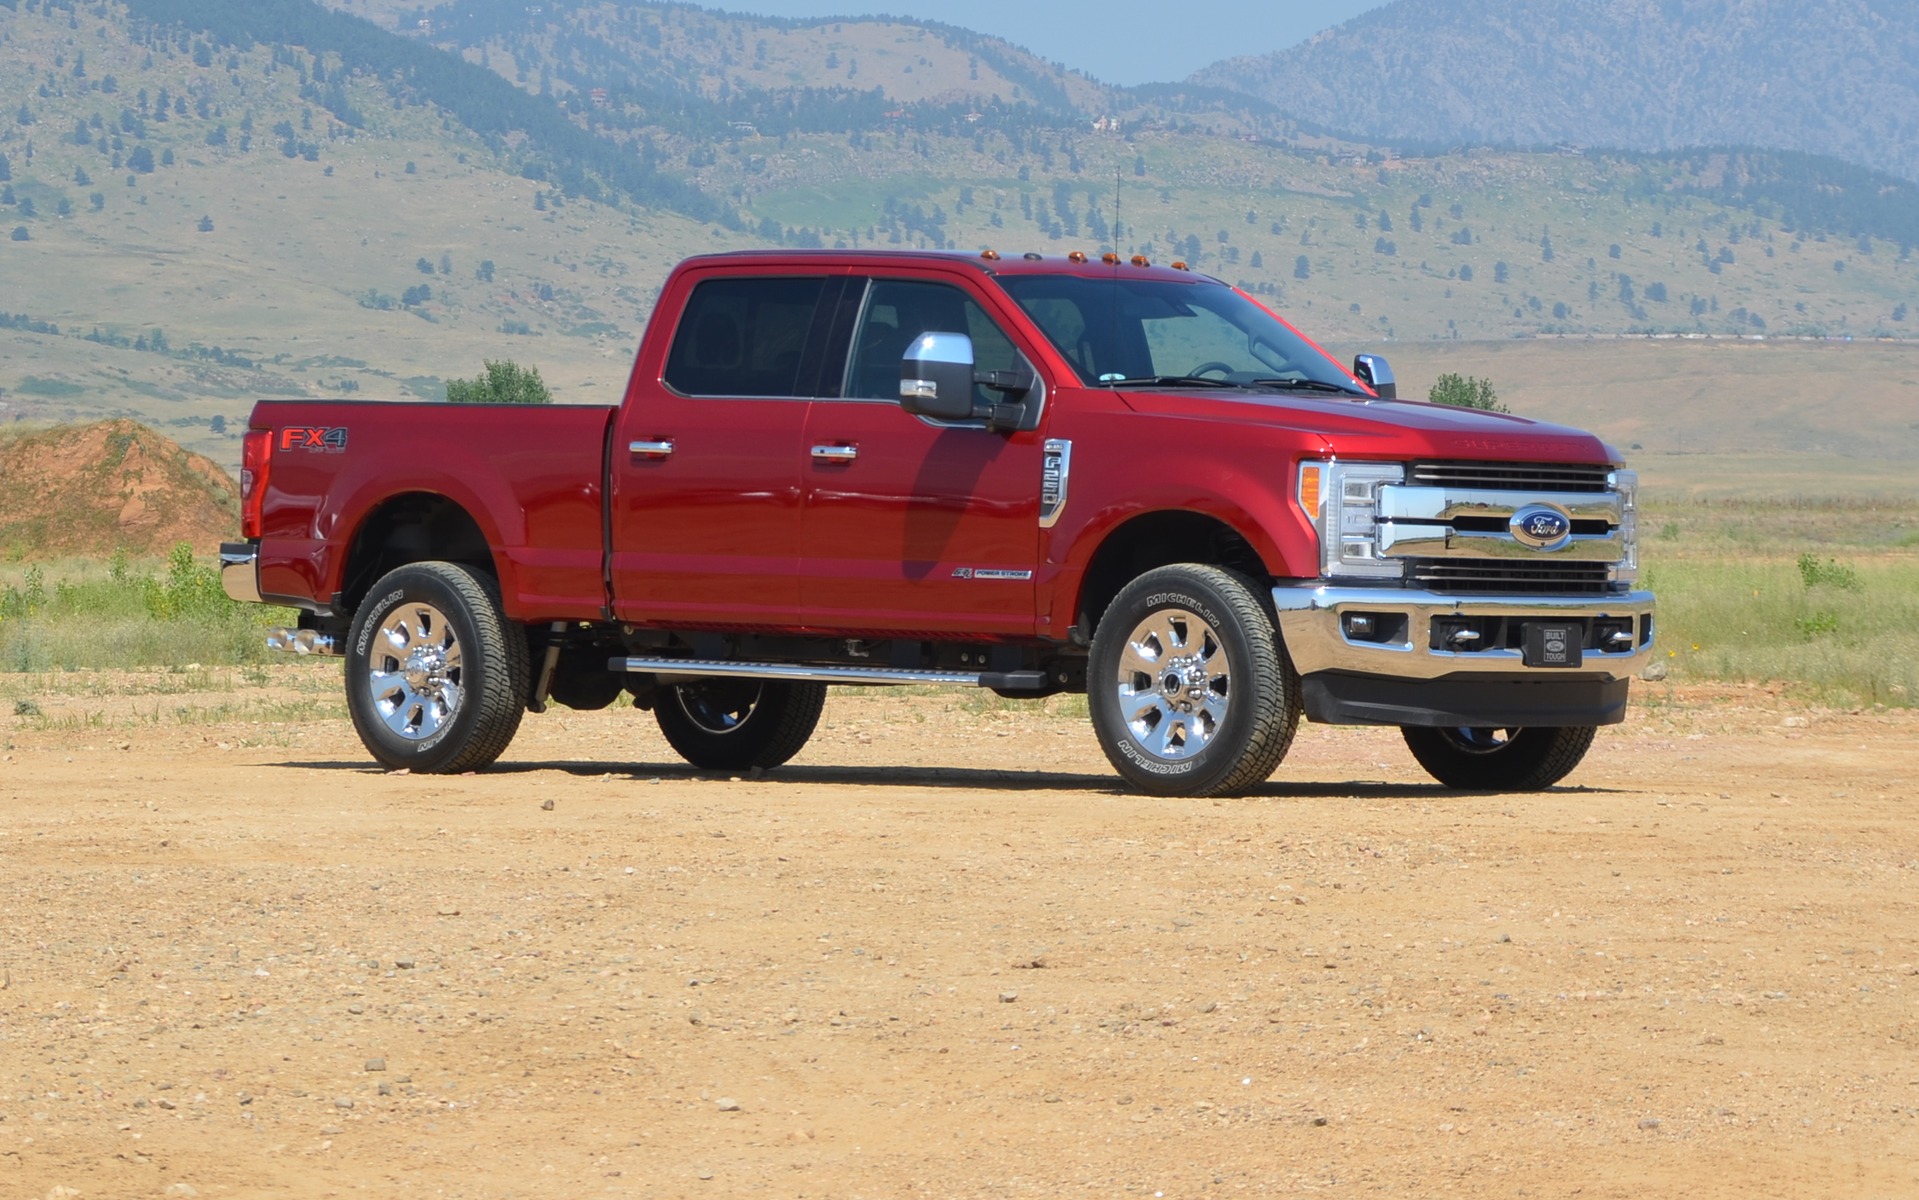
[2,675,1916,1199]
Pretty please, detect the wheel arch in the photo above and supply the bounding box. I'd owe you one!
[1072,509,1274,640]
[339,492,500,618]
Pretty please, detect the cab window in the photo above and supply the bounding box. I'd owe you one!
[664,276,827,397]
[842,279,1022,409]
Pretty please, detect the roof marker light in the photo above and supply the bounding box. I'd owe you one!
[980,249,1001,261]
[1170,260,1190,271]
[1068,250,1089,264]
[1131,255,1151,267]
[1101,252,1120,265]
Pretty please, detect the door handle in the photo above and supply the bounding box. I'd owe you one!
[810,444,859,463]
[629,439,675,459]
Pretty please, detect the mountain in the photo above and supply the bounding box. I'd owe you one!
[0,0,1914,478]
[1191,0,1919,184]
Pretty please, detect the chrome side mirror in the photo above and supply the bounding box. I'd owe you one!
[1352,354,1396,399]
[900,332,978,421]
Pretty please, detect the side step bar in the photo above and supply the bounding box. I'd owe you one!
[615,656,1049,692]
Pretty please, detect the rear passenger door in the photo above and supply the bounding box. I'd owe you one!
[608,273,832,629]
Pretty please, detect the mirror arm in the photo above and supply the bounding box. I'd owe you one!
[974,366,1034,394]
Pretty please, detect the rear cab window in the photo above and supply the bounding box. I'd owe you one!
[663,276,829,397]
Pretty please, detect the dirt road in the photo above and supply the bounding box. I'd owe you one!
[3,676,1916,1198]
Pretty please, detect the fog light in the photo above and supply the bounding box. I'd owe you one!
[1343,613,1375,637]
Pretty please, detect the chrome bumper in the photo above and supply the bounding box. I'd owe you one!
[219,542,263,605]
[1271,583,1656,681]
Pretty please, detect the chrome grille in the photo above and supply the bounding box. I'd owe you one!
[1408,558,1618,596]
[1409,461,1613,493]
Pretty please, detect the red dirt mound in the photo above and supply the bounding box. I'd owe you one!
[0,419,240,558]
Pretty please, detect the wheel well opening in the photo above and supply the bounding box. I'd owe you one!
[341,494,494,616]
[1077,512,1269,638]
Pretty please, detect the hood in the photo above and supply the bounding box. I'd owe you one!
[1114,388,1617,465]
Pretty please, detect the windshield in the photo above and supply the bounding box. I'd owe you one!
[995,273,1364,393]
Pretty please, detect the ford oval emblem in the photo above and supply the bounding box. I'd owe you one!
[1510,504,1573,550]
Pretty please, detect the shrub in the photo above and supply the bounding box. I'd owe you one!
[1797,553,1861,591]
[445,359,553,405]
[1427,373,1506,412]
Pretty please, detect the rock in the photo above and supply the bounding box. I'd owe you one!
[394,958,417,969]
[998,991,1018,1003]
[715,1097,741,1112]
[165,1185,200,1197]
[1638,1117,1662,1130]
[365,1058,386,1072]
[1640,661,1670,682]
[540,799,555,811]
[333,1097,355,1110]
[1781,715,1810,728]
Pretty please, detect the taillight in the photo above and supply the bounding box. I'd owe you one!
[240,427,272,539]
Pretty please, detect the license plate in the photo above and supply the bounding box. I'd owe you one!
[1523,623,1583,668]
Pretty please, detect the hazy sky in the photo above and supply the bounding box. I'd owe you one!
[699,1,1392,86]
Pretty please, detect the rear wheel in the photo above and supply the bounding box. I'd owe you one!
[1400,725,1596,791]
[1088,565,1300,797]
[345,561,528,773]
[654,679,826,771]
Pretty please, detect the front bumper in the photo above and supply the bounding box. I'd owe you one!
[1271,583,1656,680]
[219,541,262,605]
[1271,583,1655,728]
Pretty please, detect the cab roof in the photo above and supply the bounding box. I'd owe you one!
[680,248,1218,286]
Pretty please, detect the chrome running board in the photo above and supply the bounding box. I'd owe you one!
[615,656,1047,692]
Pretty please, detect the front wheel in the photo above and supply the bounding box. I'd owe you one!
[654,678,826,771]
[1088,565,1300,797]
[1400,725,1596,791]
[345,561,529,773]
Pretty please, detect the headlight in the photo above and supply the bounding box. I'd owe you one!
[1297,459,1405,580]
[1610,468,1639,584]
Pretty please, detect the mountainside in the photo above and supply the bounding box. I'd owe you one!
[1192,0,1919,184]
[0,419,238,556]
[0,0,1914,477]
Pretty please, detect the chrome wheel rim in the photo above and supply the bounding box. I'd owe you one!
[1439,727,1517,754]
[1113,607,1229,761]
[365,602,463,741]
[673,680,763,735]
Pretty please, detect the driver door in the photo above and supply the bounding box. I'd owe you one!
[796,276,1045,637]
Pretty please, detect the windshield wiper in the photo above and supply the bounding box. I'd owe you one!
[1249,377,1368,396]
[1102,375,1240,388]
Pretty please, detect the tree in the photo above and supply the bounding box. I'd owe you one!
[128,145,155,173]
[197,215,214,233]
[1428,373,1506,413]
[475,260,496,283]
[0,152,10,182]
[1293,254,1311,280]
[9,226,27,242]
[445,360,553,405]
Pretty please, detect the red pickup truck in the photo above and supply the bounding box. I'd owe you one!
[221,249,1653,796]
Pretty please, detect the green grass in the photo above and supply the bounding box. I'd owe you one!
[1641,498,1919,706]
[0,546,293,672]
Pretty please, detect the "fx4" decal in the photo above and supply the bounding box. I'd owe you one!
[279,426,348,453]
